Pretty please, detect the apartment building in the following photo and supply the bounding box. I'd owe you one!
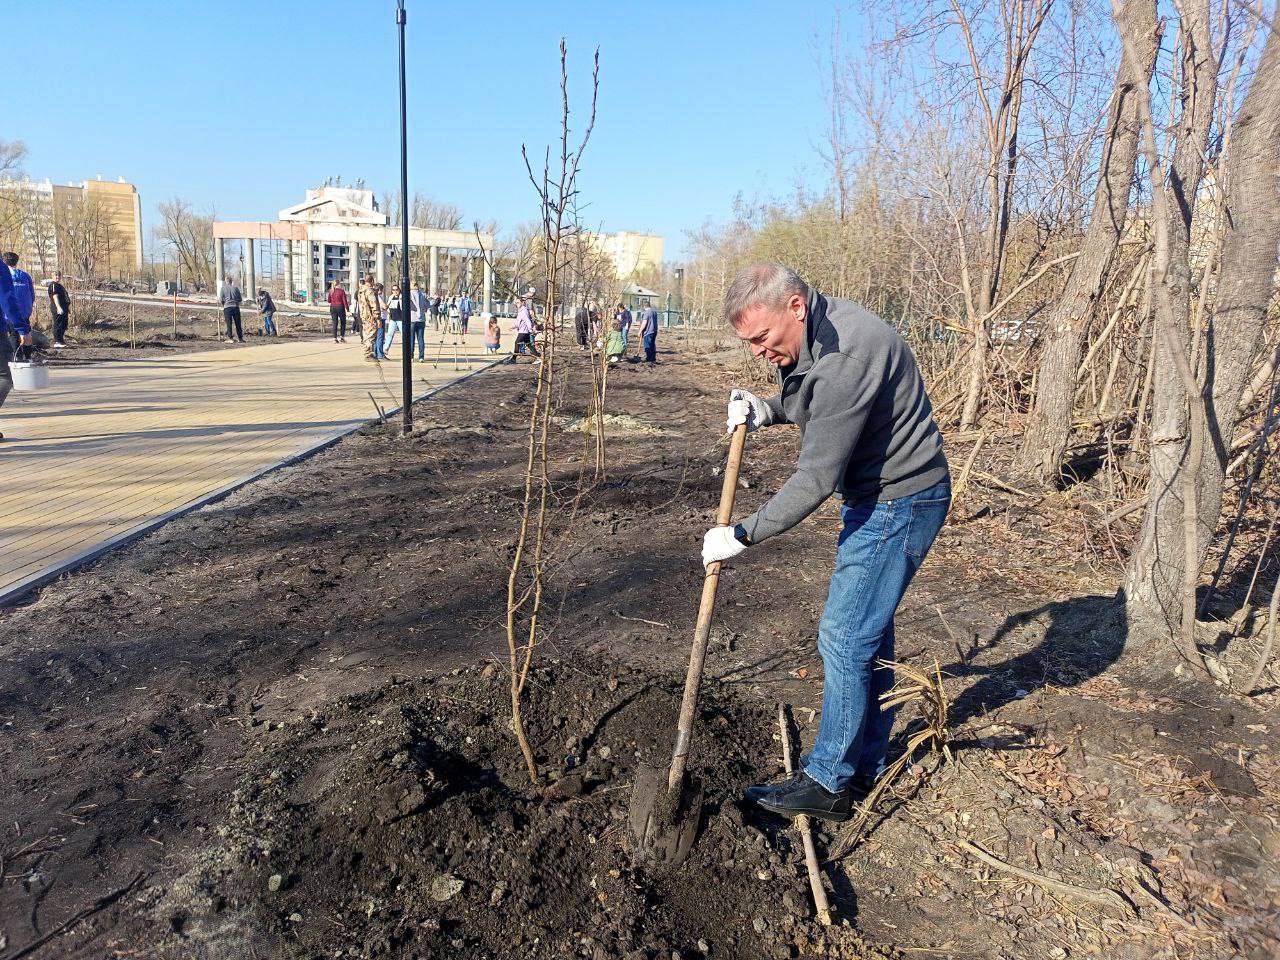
[0,175,144,277]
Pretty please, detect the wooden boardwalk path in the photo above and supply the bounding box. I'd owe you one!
[0,334,503,604]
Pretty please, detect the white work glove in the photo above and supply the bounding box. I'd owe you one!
[702,526,747,567]
[726,388,773,434]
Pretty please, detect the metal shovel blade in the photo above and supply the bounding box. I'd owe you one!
[628,763,704,866]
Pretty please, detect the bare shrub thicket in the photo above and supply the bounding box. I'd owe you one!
[683,0,1280,672]
[0,140,29,255]
[158,198,217,291]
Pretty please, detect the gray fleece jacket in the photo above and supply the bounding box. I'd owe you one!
[739,290,948,544]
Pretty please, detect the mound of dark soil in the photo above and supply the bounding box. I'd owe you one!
[148,659,886,960]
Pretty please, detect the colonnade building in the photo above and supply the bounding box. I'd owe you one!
[212,187,492,312]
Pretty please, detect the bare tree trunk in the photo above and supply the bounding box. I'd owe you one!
[1238,338,1279,413]
[1017,0,1159,481]
[957,0,1051,430]
[959,306,991,430]
[1123,0,1221,638]
[1191,19,1280,611]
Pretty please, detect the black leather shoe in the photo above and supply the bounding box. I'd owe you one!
[744,770,805,807]
[747,771,852,822]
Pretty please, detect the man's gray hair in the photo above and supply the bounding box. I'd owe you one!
[722,264,809,325]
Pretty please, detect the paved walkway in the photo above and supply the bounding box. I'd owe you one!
[0,332,506,604]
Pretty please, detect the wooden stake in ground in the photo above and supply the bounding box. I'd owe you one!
[777,703,832,925]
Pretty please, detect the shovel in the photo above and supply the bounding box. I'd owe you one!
[630,420,748,865]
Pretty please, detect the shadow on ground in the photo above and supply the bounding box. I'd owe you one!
[940,593,1125,731]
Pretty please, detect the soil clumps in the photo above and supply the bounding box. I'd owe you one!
[151,659,885,959]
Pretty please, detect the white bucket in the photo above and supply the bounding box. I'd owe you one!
[10,362,50,391]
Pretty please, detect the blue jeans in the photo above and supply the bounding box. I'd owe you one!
[374,326,387,360]
[384,320,400,353]
[803,478,951,792]
[642,331,656,362]
[412,321,425,359]
[262,312,277,336]
[621,326,630,350]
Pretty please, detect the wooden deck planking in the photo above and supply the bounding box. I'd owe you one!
[0,335,502,602]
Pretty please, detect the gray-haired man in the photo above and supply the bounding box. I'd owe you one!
[703,263,951,821]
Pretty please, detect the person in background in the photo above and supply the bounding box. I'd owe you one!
[574,302,590,351]
[512,297,541,363]
[434,294,447,332]
[410,283,427,361]
[604,318,625,364]
[377,283,390,358]
[616,302,633,354]
[385,284,404,354]
[257,288,278,336]
[0,256,31,441]
[589,300,603,342]
[359,275,385,361]
[218,273,245,343]
[2,253,33,350]
[328,280,350,343]
[47,273,71,348]
[412,282,430,330]
[639,302,659,364]
[458,291,473,336]
[484,314,501,354]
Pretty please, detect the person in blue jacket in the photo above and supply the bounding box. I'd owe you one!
[3,252,34,337]
[0,257,32,442]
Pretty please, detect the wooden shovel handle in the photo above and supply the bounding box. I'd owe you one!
[668,422,749,791]
[715,421,749,526]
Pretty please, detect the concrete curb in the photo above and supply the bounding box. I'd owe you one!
[0,355,509,608]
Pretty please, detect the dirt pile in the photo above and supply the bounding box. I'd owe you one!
[556,413,668,436]
[148,659,888,960]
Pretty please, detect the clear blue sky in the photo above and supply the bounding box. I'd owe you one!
[8,0,855,260]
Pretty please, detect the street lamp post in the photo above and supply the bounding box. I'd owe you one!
[397,0,413,435]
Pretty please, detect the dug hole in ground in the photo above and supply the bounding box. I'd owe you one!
[1,339,1276,960]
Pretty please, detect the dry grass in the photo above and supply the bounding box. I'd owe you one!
[831,657,951,859]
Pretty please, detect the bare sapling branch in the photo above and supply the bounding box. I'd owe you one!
[505,40,602,786]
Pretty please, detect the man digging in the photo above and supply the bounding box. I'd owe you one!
[703,263,951,821]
